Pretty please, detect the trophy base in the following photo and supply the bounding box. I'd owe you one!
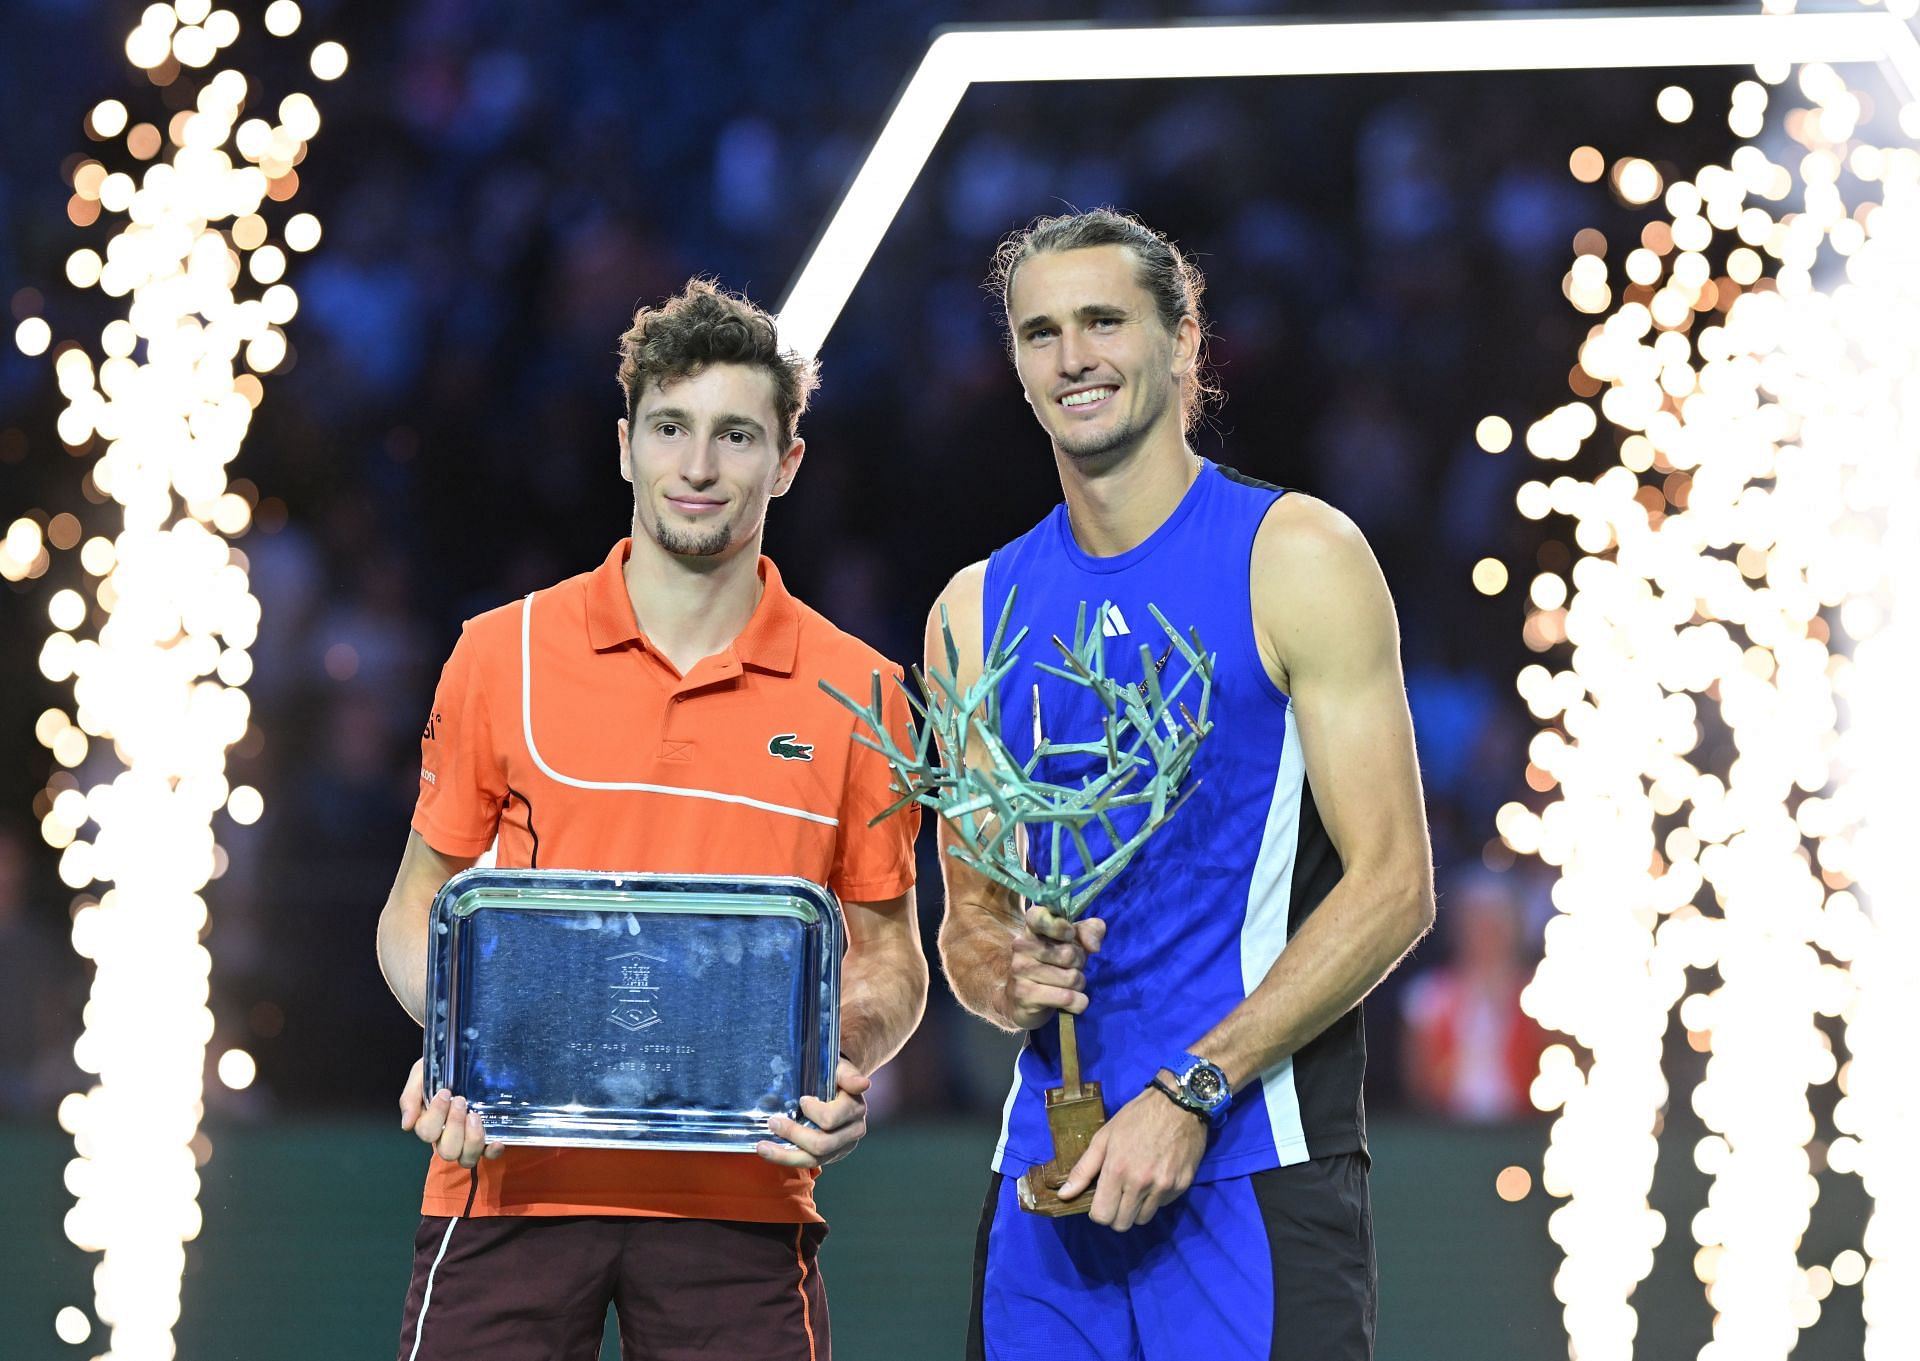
[1015,1081,1106,1218]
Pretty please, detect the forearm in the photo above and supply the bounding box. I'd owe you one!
[937,904,1023,1031]
[839,936,929,1074]
[1196,868,1432,1088]
[376,833,477,1030]
[376,909,428,1027]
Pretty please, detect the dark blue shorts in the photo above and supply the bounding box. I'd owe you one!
[967,1153,1375,1361]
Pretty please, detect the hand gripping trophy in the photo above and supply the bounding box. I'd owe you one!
[825,590,1212,1216]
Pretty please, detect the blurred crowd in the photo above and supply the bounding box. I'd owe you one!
[1,0,1743,1124]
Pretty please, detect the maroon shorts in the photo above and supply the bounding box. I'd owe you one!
[394,1210,829,1361]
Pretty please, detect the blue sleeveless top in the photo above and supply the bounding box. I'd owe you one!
[980,460,1364,1180]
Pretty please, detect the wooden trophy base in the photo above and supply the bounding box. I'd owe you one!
[1015,1080,1107,1217]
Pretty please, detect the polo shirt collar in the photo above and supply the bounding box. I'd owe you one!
[586,539,644,651]
[585,538,799,676]
[735,557,800,676]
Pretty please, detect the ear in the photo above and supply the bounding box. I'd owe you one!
[771,437,806,498]
[1169,314,1201,380]
[616,417,634,484]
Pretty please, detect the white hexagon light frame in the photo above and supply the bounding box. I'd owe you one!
[777,7,1918,359]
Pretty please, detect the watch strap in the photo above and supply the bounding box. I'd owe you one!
[1168,1051,1233,1122]
[1148,1075,1209,1123]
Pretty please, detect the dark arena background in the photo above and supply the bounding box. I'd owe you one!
[3,2,1916,1357]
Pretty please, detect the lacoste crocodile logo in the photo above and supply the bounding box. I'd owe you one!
[768,734,814,762]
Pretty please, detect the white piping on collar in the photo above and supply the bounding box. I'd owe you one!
[518,591,839,827]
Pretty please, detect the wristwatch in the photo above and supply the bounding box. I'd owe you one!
[1151,1052,1233,1125]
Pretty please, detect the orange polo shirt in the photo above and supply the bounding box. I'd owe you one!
[411,539,918,1222]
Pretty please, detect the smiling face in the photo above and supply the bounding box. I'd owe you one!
[618,362,803,562]
[1006,243,1199,465]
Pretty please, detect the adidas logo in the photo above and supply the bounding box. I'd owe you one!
[1100,603,1130,638]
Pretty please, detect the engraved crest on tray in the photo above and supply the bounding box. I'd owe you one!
[606,948,666,1032]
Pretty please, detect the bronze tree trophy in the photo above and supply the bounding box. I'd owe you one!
[825,590,1212,1216]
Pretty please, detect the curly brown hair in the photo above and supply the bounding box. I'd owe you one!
[615,279,818,444]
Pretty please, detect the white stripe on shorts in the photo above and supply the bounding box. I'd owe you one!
[406,1215,461,1361]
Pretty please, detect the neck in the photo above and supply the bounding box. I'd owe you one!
[1054,429,1199,557]
[621,527,765,675]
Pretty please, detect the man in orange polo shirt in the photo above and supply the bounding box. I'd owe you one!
[375,280,926,1360]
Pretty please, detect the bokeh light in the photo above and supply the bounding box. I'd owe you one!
[309,40,347,80]
[90,99,128,138]
[54,1306,92,1345]
[216,1048,256,1090]
[264,1,301,39]
[1570,145,1606,184]
[16,316,52,356]
[1658,85,1696,124]
[283,211,321,251]
[1613,156,1665,206]
[226,785,264,826]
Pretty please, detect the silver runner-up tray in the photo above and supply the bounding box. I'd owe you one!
[423,869,844,1151]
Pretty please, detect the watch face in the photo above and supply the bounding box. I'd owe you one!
[1187,1065,1225,1106]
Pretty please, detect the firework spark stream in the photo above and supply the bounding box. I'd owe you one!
[6,3,343,1354]
[1506,37,1919,1361]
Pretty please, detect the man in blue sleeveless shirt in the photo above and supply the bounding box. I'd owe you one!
[932,210,1436,1360]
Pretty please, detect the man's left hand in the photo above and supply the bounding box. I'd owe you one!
[755,1057,871,1168]
[1056,1078,1208,1231]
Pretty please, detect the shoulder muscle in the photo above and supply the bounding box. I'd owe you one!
[1250,495,1399,694]
[926,560,988,688]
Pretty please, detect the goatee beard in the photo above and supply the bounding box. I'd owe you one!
[651,520,732,557]
[1057,415,1148,469]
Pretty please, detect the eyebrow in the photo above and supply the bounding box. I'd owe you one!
[1016,303,1130,335]
[640,405,768,438]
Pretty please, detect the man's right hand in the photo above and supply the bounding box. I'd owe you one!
[1004,907,1107,1030]
[399,1058,506,1169]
